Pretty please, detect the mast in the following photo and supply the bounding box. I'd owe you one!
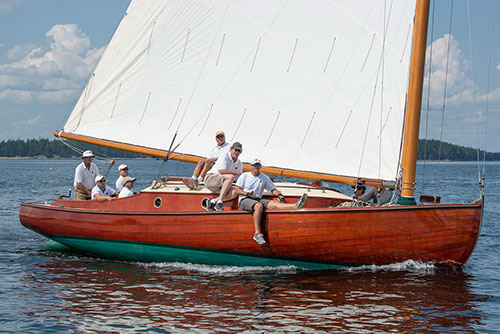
[398,0,430,205]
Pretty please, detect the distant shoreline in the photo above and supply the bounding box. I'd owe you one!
[1,156,498,162]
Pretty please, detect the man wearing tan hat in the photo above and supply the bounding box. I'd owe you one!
[115,164,129,192]
[74,150,99,200]
[183,130,230,190]
[118,176,136,198]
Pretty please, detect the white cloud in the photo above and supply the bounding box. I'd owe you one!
[25,115,41,125]
[0,88,32,102]
[497,63,500,71]
[0,23,104,104]
[0,0,23,12]
[423,34,470,107]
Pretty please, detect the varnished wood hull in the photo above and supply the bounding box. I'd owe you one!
[19,191,482,269]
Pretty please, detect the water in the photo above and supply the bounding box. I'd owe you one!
[1,159,499,333]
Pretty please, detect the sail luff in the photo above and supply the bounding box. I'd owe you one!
[399,0,430,203]
[54,131,391,188]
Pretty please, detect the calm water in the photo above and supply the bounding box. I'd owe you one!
[1,159,499,333]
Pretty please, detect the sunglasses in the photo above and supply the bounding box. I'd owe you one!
[98,179,106,182]
[234,149,242,153]
[122,168,129,171]
[216,135,225,139]
[252,163,262,167]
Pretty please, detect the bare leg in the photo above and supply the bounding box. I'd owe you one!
[192,160,207,178]
[200,161,215,179]
[267,201,297,210]
[253,202,264,234]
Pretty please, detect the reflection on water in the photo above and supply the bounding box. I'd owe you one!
[21,251,485,333]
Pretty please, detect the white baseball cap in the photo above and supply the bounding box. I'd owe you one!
[118,164,128,171]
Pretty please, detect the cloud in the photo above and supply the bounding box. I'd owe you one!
[0,0,23,12]
[423,34,500,108]
[423,34,471,107]
[497,63,500,71]
[25,115,41,125]
[0,88,32,102]
[0,23,104,104]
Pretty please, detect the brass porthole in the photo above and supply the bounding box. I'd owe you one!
[154,197,162,208]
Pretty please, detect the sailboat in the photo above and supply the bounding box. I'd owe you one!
[19,0,483,269]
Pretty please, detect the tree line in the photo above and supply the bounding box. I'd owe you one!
[0,138,146,159]
[0,137,499,161]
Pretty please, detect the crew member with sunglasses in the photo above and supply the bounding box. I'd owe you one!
[234,159,308,245]
[203,142,243,211]
[183,131,230,190]
[91,175,118,201]
[115,164,130,192]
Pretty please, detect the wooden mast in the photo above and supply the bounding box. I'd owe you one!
[398,0,430,205]
[54,130,390,188]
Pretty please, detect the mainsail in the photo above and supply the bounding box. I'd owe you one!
[62,0,416,182]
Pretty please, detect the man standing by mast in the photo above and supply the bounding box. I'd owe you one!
[74,150,99,200]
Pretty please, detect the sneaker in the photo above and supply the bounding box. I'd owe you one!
[253,233,266,245]
[206,200,215,211]
[296,193,308,209]
[201,197,209,210]
[214,202,224,211]
[182,177,196,190]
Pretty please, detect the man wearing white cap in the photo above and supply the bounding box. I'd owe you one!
[91,175,117,201]
[118,176,137,198]
[115,164,129,192]
[235,158,308,245]
[74,150,99,200]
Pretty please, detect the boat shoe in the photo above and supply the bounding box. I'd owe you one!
[296,193,308,209]
[182,177,198,190]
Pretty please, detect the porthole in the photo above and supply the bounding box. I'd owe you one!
[154,197,162,208]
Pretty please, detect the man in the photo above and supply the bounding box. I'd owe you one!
[119,176,136,198]
[183,130,230,190]
[358,187,392,205]
[203,141,243,211]
[115,164,129,192]
[91,175,118,201]
[352,185,366,198]
[235,158,309,245]
[74,150,99,200]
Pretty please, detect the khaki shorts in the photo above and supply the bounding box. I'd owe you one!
[75,187,91,200]
[205,173,224,192]
[239,197,271,213]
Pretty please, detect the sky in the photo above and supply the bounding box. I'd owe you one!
[0,0,499,152]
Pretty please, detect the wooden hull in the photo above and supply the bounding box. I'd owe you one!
[19,187,482,269]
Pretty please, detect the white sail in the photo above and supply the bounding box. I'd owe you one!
[63,0,415,181]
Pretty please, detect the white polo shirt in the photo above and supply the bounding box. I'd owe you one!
[206,150,242,178]
[115,175,124,192]
[207,142,230,159]
[74,162,99,190]
[236,172,276,203]
[91,185,116,200]
[118,187,134,198]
